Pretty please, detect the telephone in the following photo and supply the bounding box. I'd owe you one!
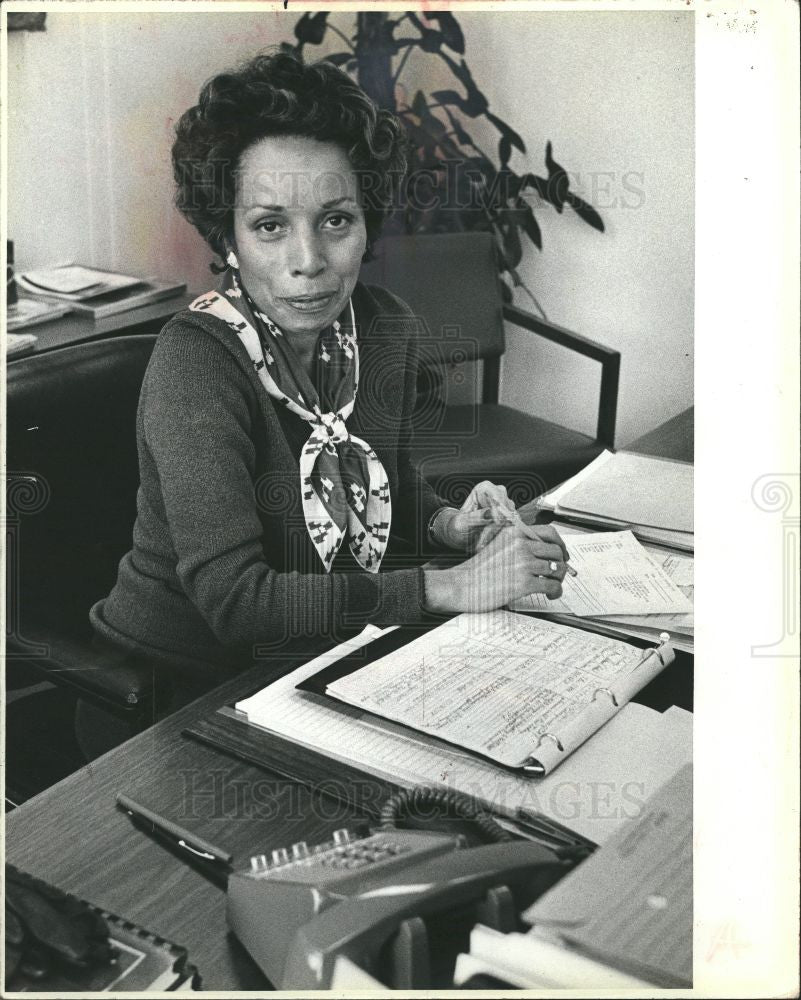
[227,822,573,989]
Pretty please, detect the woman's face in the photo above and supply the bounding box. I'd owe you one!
[231,135,367,339]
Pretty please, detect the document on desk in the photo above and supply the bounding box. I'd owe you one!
[537,450,694,552]
[555,449,694,533]
[235,615,687,844]
[321,613,656,772]
[594,549,694,636]
[511,531,693,617]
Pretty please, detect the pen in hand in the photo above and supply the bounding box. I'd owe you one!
[486,495,578,576]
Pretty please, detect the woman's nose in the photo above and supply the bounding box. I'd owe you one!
[287,230,326,277]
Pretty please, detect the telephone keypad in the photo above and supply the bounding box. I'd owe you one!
[247,833,417,880]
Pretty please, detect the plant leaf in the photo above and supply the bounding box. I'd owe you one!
[294,12,328,46]
[412,90,428,120]
[431,89,467,108]
[498,135,512,168]
[418,27,444,53]
[442,107,473,147]
[519,202,543,249]
[437,54,488,117]
[485,111,526,154]
[565,192,605,232]
[544,140,569,211]
[498,211,523,268]
[424,12,466,53]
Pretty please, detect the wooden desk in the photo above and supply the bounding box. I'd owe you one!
[4,415,695,990]
[4,663,363,989]
[625,406,693,464]
[12,291,196,354]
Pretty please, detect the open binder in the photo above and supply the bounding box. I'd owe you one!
[297,612,675,777]
[185,614,690,849]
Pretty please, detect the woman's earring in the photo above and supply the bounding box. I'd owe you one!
[226,249,239,269]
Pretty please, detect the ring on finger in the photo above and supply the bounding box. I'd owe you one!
[549,560,559,573]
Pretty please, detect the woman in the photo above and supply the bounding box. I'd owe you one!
[90,52,568,685]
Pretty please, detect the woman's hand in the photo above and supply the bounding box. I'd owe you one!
[433,481,518,552]
[423,521,570,614]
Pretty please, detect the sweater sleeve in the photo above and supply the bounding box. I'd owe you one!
[141,320,434,648]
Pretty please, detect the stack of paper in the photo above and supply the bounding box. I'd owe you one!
[16,264,186,320]
[535,450,693,552]
[17,264,145,300]
[510,529,694,652]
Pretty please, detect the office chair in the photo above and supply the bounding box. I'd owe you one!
[5,336,229,790]
[360,232,620,507]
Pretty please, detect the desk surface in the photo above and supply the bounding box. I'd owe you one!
[11,290,197,354]
[4,664,357,989]
[626,407,693,464]
[4,410,695,990]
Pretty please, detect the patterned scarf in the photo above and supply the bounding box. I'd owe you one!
[189,271,391,573]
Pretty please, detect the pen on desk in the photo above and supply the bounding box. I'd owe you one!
[486,496,578,576]
[116,793,233,877]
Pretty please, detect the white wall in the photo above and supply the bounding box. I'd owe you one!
[7,10,693,446]
[456,11,694,446]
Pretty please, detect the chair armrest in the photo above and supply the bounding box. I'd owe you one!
[6,634,156,718]
[502,304,620,448]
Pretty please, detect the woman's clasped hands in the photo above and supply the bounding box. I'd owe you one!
[424,481,571,614]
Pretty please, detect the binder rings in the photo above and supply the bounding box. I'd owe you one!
[297,612,675,776]
[184,616,688,849]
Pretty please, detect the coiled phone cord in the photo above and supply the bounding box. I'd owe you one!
[379,787,514,844]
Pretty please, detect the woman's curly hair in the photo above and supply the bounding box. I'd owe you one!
[172,51,407,266]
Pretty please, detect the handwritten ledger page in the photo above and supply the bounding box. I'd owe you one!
[325,612,667,773]
[235,621,687,844]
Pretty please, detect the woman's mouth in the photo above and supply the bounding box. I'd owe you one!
[282,292,336,314]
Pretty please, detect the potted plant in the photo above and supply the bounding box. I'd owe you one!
[289,10,604,312]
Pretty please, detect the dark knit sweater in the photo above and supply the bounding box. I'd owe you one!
[90,282,447,670]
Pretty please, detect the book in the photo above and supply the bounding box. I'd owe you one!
[298,611,675,776]
[17,264,146,300]
[19,277,187,320]
[536,449,694,552]
[55,278,187,319]
[4,865,201,991]
[6,296,71,331]
[453,924,653,989]
[521,762,692,987]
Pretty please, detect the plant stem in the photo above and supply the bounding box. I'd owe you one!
[392,46,413,87]
[517,281,548,321]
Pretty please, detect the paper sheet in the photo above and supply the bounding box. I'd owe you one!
[556,450,694,533]
[511,531,693,617]
[536,451,694,552]
[235,615,689,843]
[594,549,694,635]
[325,612,648,770]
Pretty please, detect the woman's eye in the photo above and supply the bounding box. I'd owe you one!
[257,220,283,235]
[323,214,351,230]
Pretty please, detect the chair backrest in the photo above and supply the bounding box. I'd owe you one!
[6,335,157,635]
[360,232,505,374]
